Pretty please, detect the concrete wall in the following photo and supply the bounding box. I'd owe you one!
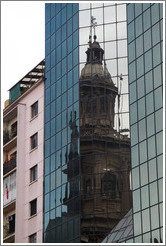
[15,81,44,243]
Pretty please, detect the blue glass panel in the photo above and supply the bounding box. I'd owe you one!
[50,190,56,209]
[140,163,148,186]
[152,23,160,46]
[56,150,61,169]
[143,8,150,31]
[148,135,156,159]
[56,29,61,47]
[156,131,163,155]
[56,3,61,14]
[51,17,55,35]
[56,12,61,31]
[127,4,134,23]
[45,139,50,158]
[68,53,72,71]
[147,113,155,137]
[74,83,79,103]
[130,102,137,125]
[55,45,61,64]
[46,22,51,40]
[51,3,55,18]
[73,48,79,67]
[145,70,153,93]
[142,209,150,233]
[133,189,141,212]
[67,70,72,89]
[138,119,146,142]
[68,88,73,107]
[135,3,142,17]
[56,79,62,98]
[45,175,50,194]
[51,33,55,51]
[45,55,50,73]
[143,3,150,11]
[154,65,162,89]
[130,82,137,103]
[146,92,154,115]
[73,65,79,84]
[62,6,66,25]
[128,41,135,63]
[56,168,61,187]
[132,166,140,190]
[56,187,61,207]
[46,39,50,56]
[62,110,67,128]
[128,21,134,43]
[45,157,50,176]
[137,55,144,78]
[51,66,55,85]
[45,4,51,23]
[153,44,161,68]
[56,97,61,115]
[67,4,72,20]
[56,132,62,151]
[151,3,159,25]
[45,105,50,123]
[131,123,138,146]
[51,83,55,102]
[45,194,50,212]
[62,41,67,59]
[155,108,163,133]
[62,59,67,76]
[131,145,139,167]
[73,13,78,32]
[56,114,61,133]
[144,29,152,52]
[135,15,142,37]
[62,128,67,147]
[139,140,147,164]
[145,50,152,73]
[51,135,56,154]
[51,100,55,119]
[51,153,55,172]
[51,49,55,68]
[149,158,157,182]
[45,121,50,140]
[56,63,62,81]
[45,88,50,106]
[62,75,67,93]
[67,35,72,54]
[51,118,56,137]
[67,18,72,37]
[73,4,78,15]
[136,35,143,58]
[138,97,145,120]
[62,24,67,42]
[154,87,162,110]
[137,76,145,99]
[129,61,136,83]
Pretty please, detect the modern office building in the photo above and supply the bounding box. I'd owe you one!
[3,60,45,243]
[44,3,132,243]
[102,2,163,243]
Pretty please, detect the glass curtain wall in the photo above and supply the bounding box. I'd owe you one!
[44,3,80,243]
[79,3,131,243]
[127,3,163,243]
[44,3,132,243]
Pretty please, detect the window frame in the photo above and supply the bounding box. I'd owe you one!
[30,133,38,150]
[31,101,38,119]
[30,198,37,217]
[29,232,37,243]
[30,165,38,183]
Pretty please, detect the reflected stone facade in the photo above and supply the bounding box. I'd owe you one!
[79,36,131,242]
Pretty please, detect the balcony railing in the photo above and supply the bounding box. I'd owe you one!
[3,157,17,176]
[3,129,17,146]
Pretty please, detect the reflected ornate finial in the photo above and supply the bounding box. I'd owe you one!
[89,16,97,44]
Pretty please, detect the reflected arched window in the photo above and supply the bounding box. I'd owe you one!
[101,172,116,198]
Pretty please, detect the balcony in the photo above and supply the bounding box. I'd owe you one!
[3,214,15,243]
[3,157,17,176]
[3,129,17,152]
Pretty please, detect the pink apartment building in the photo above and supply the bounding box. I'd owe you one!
[3,60,45,243]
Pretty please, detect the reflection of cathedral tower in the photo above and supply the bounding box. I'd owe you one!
[79,34,132,243]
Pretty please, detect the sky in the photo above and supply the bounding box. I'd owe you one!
[1,1,45,106]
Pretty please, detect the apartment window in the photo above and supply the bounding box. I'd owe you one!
[30,165,38,183]
[31,133,38,150]
[29,233,37,243]
[31,101,38,118]
[30,199,37,216]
